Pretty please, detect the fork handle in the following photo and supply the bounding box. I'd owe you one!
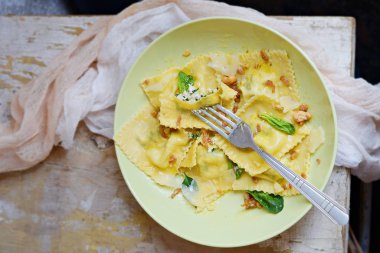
[254,147,349,225]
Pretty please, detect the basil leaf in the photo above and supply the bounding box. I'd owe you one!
[227,159,234,170]
[259,113,295,135]
[182,173,193,187]
[188,132,200,139]
[235,168,244,179]
[227,159,244,179]
[247,190,284,214]
[177,71,194,93]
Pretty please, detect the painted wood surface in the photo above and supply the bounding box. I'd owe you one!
[0,16,354,253]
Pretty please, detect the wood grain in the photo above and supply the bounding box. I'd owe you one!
[0,16,354,253]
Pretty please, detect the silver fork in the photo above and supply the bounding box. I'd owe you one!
[193,104,349,225]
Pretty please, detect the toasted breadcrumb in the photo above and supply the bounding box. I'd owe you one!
[293,111,312,125]
[151,110,159,119]
[232,89,242,113]
[201,129,213,146]
[159,125,170,138]
[299,104,309,112]
[222,75,237,86]
[242,192,262,209]
[260,50,269,62]
[182,49,191,57]
[256,124,262,133]
[232,104,239,113]
[252,177,259,184]
[237,66,245,75]
[265,80,276,93]
[170,188,181,199]
[280,75,290,86]
[168,155,177,166]
[274,103,284,112]
[176,115,182,127]
[290,150,298,160]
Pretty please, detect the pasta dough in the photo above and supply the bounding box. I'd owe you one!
[115,104,188,188]
[115,50,325,211]
[238,50,298,105]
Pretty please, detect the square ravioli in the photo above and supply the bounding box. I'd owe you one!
[114,104,193,188]
[213,94,310,177]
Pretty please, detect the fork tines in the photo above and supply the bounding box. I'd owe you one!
[192,104,242,139]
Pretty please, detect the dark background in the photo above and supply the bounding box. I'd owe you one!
[1,0,378,252]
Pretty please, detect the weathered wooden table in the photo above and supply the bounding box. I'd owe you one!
[0,16,354,252]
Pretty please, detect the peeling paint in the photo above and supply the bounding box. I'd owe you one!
[21,70,37,78]
[18,56,46,67]
[47,43,65,50]
[51,210,143,253]
[0,79,12,89]
[0,56,13,70]
[0,71,31,84]
[9,74,30,84]
[62,26,84,36]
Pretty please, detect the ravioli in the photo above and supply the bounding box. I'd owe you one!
[213,95,310,177]
[220,83,238,111]
[158,56,231,129]
[141,67,180,108]
[238,50,298,105]
[115,50,325,211]
[114,105,189,188]
[179,138,199,168]
[181,144,236,210]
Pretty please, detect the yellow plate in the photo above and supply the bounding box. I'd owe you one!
[114,17,337,247]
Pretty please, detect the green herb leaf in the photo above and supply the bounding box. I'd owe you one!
[227,159,244,179]
[177,71,194,93]
[247,190,284,214]
[235,168,244,179]
[227,159,234,170]
[188,132,201,140]
[182,173,193,187]
[259,113,295,135]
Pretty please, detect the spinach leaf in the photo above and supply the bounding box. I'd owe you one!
[247,190,284,214]
[177,71,194,93]
[227,159,244,179]
[182,173,193,187]
[259,113,295,135]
